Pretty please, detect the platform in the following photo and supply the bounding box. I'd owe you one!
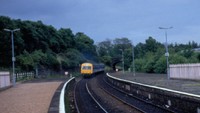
[0,79,65,113]
[109,72,200,95]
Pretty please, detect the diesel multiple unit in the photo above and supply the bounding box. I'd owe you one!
[80,63,104,77]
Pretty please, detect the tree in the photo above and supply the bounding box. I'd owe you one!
[170,54,188,64]
[145,37,161,52]
[97,39,112,57]
[75,32,97,61]
[134,42,146,58]
[181,49,194,59]
[144,52,155,73]
[0,16,100,71]
[0,21,23,68]
[16,50,46,71]
[58,28,75,52]
[65,49,85,68]
[101,55,112,66]
[134,58,146,72]
[197,53,200,62]
[113,37,132,51]
[17,50,34,71]
[97,39,113,65]
[154,56,166,73]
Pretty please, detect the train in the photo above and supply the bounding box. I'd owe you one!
[80,62,105,77]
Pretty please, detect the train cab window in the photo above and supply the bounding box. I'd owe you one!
[82,66,91,70]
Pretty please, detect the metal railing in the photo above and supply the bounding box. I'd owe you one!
[15,72,35,81]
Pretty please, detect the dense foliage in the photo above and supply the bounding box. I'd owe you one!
[97,37,200,73]
[1,16,200,73]
[0,16,97,71]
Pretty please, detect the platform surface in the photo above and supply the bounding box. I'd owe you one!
[0,79,65,113]
[109,72,200,95]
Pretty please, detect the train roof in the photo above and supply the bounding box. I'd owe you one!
[81,62,104,65]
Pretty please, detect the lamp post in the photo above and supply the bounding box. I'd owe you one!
[119,49,124,74]
[159,26,173,80]
[4,28,20,86]
[132,43,135,76]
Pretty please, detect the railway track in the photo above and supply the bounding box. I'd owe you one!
[74,73,173,113]
[87,75,142,113]
[74,78,107,113]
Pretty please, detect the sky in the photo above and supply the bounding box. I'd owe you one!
[0,0,200,45]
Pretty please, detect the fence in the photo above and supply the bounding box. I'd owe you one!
[37,67,80,78]
[15,72,35,81]
[169,63,200,80]
[0,72,10,88]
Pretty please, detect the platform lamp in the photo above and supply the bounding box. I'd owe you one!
[132,43,135,76]
[4,28,20,86]
[119,49,124,74]
[159,26,173,80]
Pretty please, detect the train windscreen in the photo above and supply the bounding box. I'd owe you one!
[82,66,91,70]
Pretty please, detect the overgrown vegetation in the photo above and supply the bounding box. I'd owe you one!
[1,16,200,74]
[0,16,98,72]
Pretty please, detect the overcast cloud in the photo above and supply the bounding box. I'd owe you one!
[0,0,200,44]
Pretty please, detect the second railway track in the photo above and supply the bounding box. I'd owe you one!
[87,74,142,113]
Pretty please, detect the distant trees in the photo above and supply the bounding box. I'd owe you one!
[97,37,200,74]
[97,39,113,66]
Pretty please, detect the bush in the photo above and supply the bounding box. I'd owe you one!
[154,56,166,73]
[135,59,146,72]
[170,54,188,64]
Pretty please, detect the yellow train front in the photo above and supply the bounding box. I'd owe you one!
[80,63,104,77]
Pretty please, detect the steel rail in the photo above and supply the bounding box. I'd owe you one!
[86,83,108,113]
[98,78,145,113]
[74,80,80,113]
